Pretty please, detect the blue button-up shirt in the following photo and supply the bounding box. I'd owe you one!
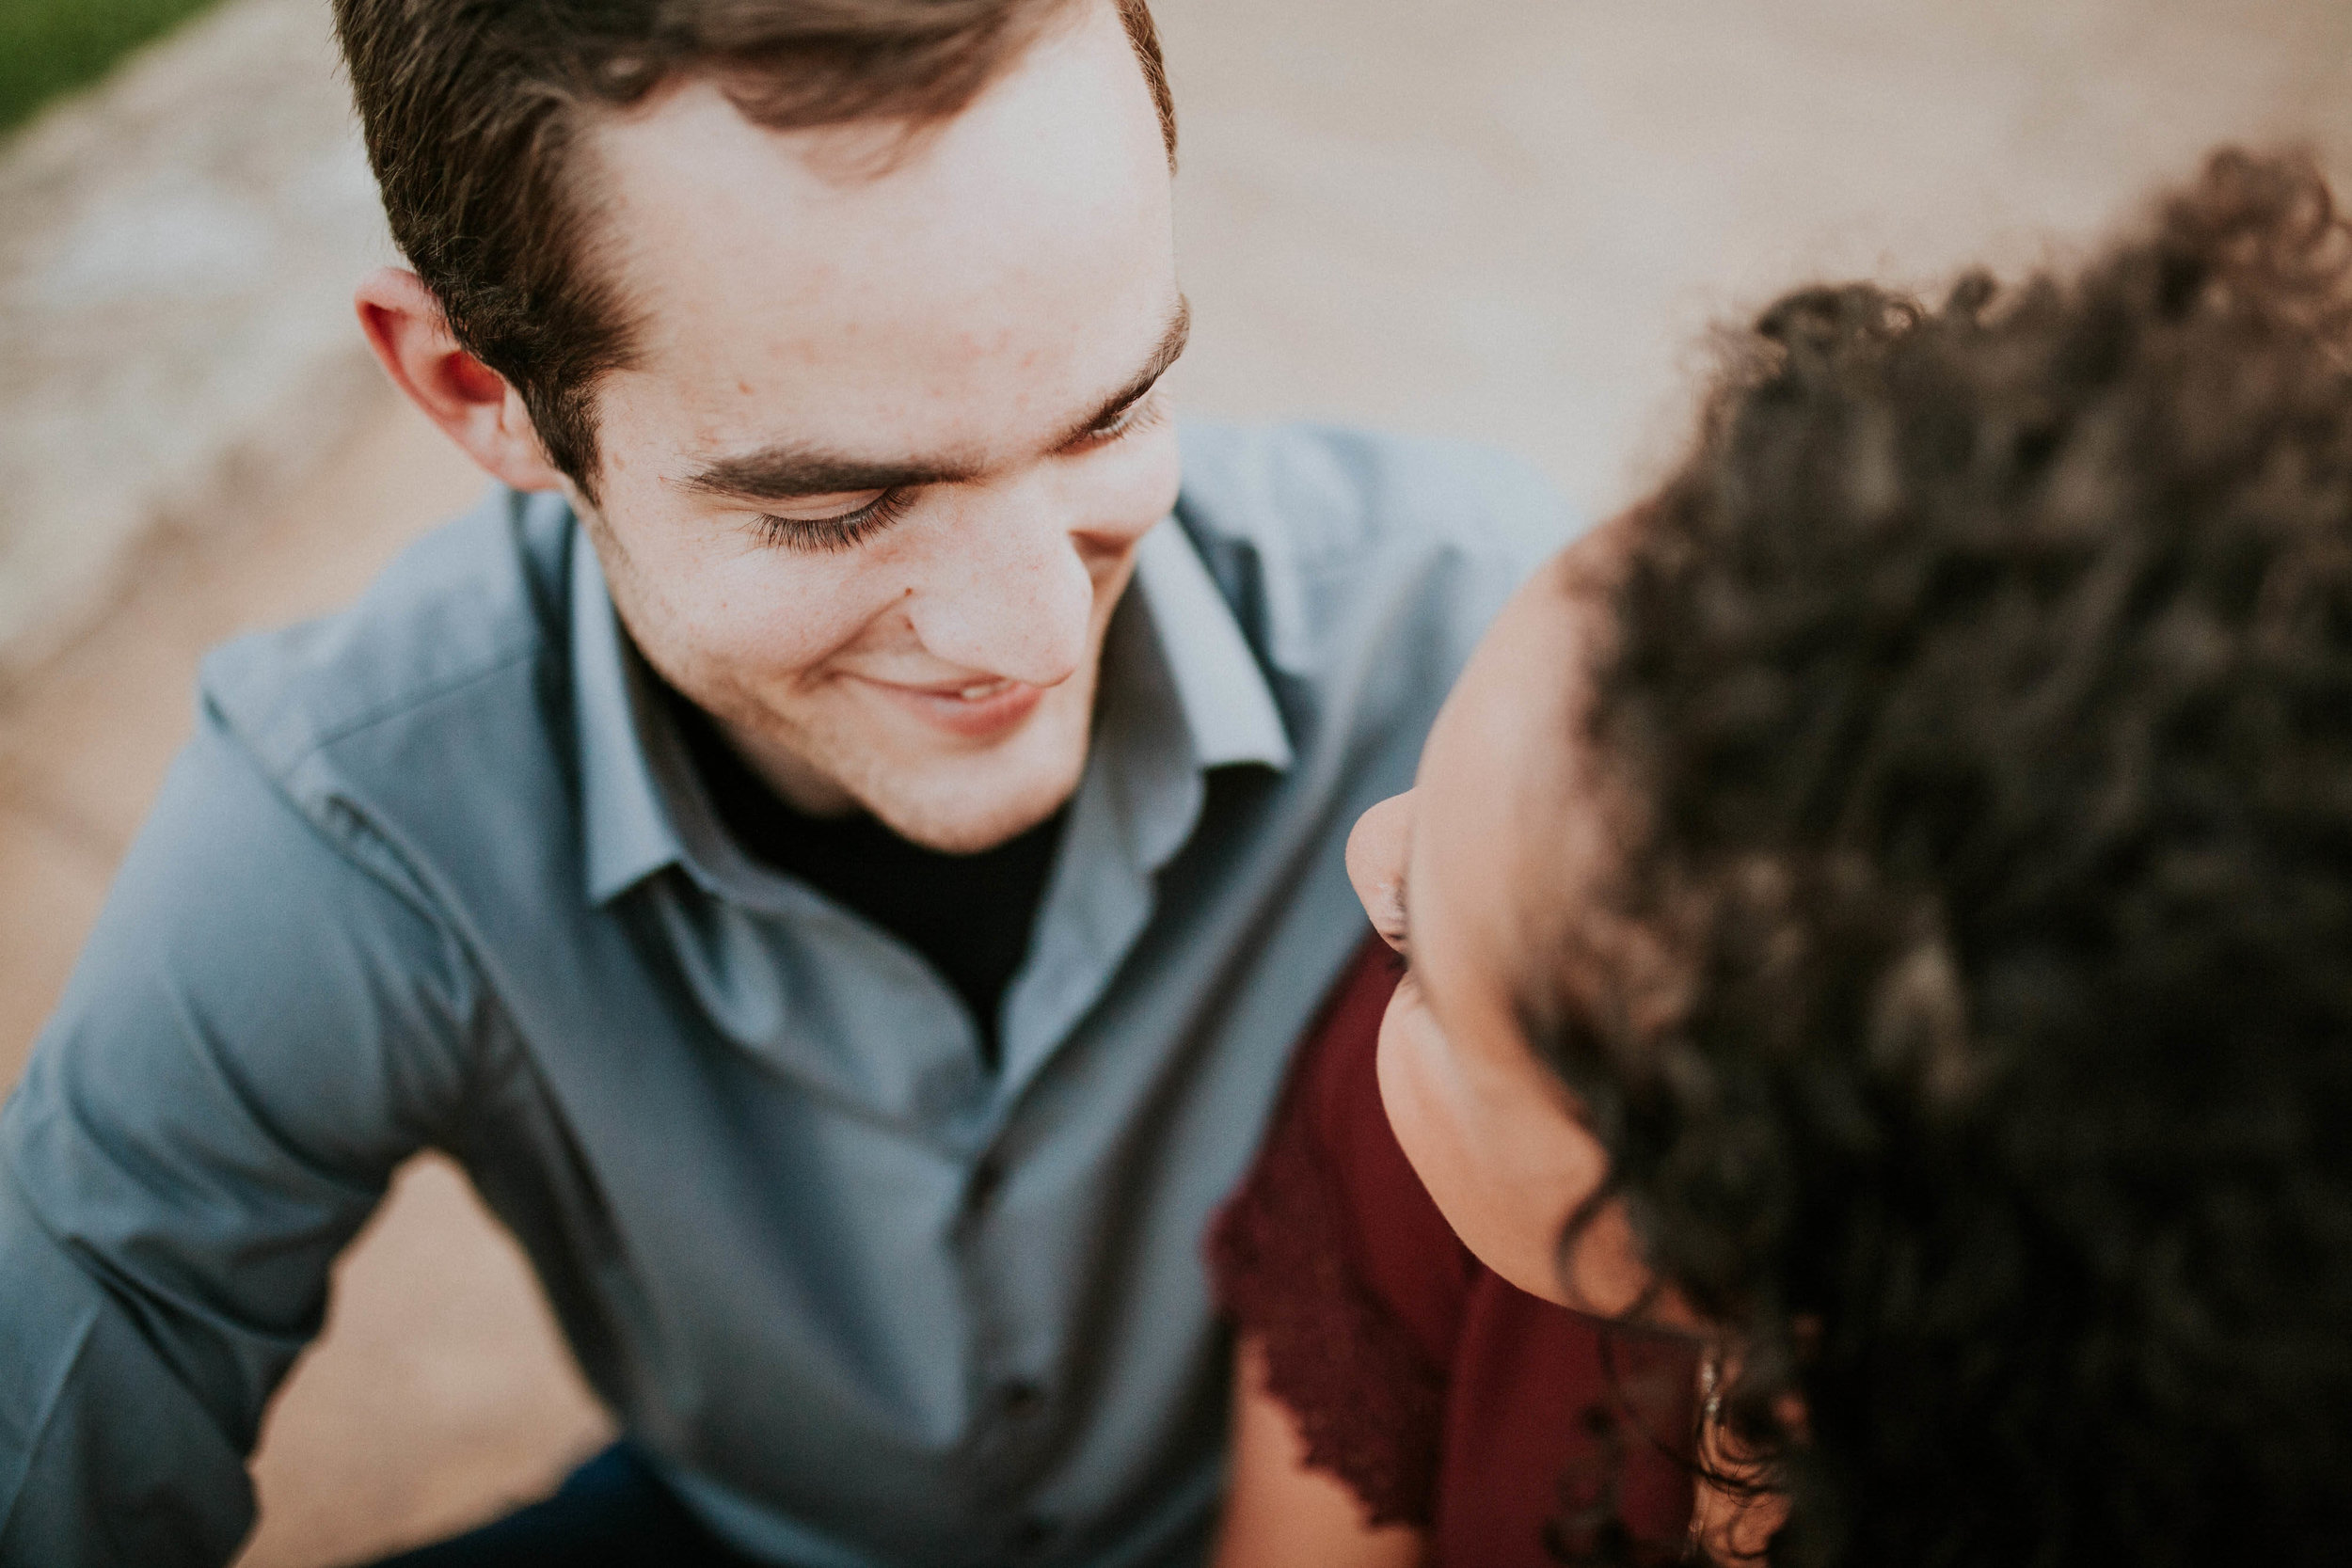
[0,424,1565,1567]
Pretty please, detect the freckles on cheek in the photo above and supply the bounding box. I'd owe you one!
[702,552,891,670]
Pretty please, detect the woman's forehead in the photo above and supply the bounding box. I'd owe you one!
[1411,560,1603,1025]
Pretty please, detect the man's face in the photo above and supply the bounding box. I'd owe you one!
[575,0,1182,852]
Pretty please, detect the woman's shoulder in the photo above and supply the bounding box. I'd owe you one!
[1206,936,1473,1528]
[1215,938,1477,1354]
[1208,936,1701,1559]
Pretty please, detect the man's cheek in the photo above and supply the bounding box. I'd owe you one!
[709,562,893,672]
[1087,427,1183,536]
[1133,429,1184,517]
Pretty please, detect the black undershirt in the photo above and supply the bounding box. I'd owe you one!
[669,690,1066,1069]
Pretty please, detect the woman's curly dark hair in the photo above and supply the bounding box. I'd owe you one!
[1544,149,2352,1567]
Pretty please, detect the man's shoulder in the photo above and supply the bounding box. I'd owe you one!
[1175,420,1572,574]
[199,485,574,782]
[1173,421,1573,678]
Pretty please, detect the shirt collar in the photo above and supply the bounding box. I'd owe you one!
[1125,516,1294,776]
[571,511,1292,907]
[572,527,698,904]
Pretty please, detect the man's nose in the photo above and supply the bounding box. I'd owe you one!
[900,483,1099,687]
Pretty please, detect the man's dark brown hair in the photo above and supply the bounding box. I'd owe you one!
[333,0,1175,501]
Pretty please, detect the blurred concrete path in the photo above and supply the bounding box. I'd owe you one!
[1,1,2347,1562]
[0,0,392,673]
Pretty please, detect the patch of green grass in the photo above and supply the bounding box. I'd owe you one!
[1,0,229,136]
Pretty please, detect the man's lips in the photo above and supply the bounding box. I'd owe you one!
[855,673,1047,738]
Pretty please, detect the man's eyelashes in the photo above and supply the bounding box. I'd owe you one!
[753,488,917,553]
[750,394,1168,554]
[1074,388,1168,449]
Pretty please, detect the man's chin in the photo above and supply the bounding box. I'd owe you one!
[849,741,1089,854]
[777,673,1098,851]
[866,786,1074,854]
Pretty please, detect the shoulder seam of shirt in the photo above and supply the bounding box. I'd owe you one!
[207,705,508,1142]
[1177,426,1565,570]
[245,631,548,776]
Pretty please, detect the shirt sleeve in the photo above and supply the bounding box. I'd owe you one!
[0,707,483,1566]
[1205,937,1476,1530]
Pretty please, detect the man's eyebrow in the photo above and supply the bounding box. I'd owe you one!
[676,447,981,505]
[1054,295,1191,449]
[675,295,1192,505]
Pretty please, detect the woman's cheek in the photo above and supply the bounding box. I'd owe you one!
[1374,993,1533,1283]
[1375,989,1626,1309]
[1374,991,1472,1220]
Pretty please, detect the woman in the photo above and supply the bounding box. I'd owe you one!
[1212,148,2352,1566]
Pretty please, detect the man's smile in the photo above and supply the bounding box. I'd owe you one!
[852,671,1050,738]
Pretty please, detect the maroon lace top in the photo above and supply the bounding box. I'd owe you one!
[1208,940,1700,1566]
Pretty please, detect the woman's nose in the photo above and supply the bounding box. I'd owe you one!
[1346,792,1415,951]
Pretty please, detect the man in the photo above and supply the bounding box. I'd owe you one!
[0,1,1565,1562]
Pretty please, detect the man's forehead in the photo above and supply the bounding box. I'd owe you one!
[582,8,1176,457]
[583,3,1168,335]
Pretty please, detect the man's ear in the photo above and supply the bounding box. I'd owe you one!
[355,266,573,495]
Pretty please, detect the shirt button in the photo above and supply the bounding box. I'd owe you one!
[997,1378,1048,1422]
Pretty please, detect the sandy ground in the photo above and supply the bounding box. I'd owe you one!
[2,1,2349,1561]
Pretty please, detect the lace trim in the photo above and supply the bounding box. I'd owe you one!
[1207,1085,1448,1530]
